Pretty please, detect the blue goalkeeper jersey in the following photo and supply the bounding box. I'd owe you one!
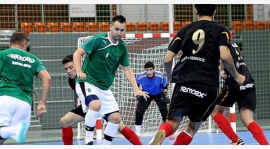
[136,71,167,95]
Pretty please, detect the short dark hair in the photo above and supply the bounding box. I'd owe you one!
[111,15,126,24]
[62,55,73,65]
[195,4,216,16]
[10,32,28,45]
[144,61,155,69]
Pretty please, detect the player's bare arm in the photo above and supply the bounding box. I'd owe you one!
[123,66,149,100]
[220,46,245,85]
[73,48,86,80]
[164,50,176,82]
[37,70,51,117]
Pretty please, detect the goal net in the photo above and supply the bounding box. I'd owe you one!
[76,33,225,139]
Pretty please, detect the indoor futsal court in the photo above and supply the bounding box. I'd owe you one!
[21,130,270,145]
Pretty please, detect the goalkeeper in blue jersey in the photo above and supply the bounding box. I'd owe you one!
[135,61,170,138]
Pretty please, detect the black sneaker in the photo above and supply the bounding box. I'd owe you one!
[229,138,244,145]
[85,141,94,145]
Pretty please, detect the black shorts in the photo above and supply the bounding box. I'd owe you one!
[216,83,256,112]
[70,105,86,117]
[168,83,218,122]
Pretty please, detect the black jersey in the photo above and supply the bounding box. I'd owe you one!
[68,78,76,91]
[224,41,254,85]
[169,20,230,87]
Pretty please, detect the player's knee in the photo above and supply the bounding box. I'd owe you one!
[106,111,121,124]
[60,117,70,127]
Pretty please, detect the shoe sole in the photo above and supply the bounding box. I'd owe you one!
[17,122,28,144]
[149,130,165,145]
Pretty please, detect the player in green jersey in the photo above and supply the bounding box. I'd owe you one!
[73,15,149,145]
[0,32,51,145]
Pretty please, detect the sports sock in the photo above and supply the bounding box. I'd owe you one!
[158,122,173,137]
[0,126,16,138]
[61,126,73,145]
[102,121,119,145]
[121,126,143,145]
[84,109,99,143]
[213,113,238,142]
[247,121,269,145]
[173,130,192,145]
[135,125,141,137]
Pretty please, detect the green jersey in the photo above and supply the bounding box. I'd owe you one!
[78,33,130,90]
[0,48,46,105]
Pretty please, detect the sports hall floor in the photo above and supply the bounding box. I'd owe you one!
[20,129,270,145]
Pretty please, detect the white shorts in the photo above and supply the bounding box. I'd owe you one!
[0,95,31,127]
[75,82,119,116]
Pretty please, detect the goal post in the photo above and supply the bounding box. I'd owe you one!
[76,33,231,139]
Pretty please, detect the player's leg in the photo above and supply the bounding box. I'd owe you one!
[155,94,168,123]
[149,84,184,145]
[173,120,202,145]
[238,89,269,145]
[173,83,218,145]
[60,105,85,145]
[211,85,243,145]
[0,96,30,144]
[76,82,100,145]
[212,105,241,144]
[118,121,143,145]
[99,89,122,145]
[135,98,151,138]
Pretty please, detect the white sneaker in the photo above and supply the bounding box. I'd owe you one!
[10,122,28,144]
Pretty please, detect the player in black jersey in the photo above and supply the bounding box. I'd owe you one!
[60,55,143,145]
[149,4,245,145]
[211,41,269,145]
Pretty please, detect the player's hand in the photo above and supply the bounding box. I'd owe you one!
[77,72,86,80]
[235,74,245,85]
[134,90,149,101]
[36,102,47,117]
[161,92,170,104]
[219,70,227,79]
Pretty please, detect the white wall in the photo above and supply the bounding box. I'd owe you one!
[253,4,270,21]
[117,4,169,22]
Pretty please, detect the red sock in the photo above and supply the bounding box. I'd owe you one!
[62,126,73,145]
[173,131,192,145]
[121,126,143,145]
[247,121,269,145]
[158,122,173,137]
[213,113,238,142]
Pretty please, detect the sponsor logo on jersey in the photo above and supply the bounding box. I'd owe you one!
[7,54,35,63]
[180,86,207,98]
[106,53,109,58]
[240,83,254,90]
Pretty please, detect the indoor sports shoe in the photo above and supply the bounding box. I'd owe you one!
[229,138,244,145]
[12,122,28,144]
[85,141,94,145]
[148,130,166,145]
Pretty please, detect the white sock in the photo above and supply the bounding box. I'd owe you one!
[85,109,99,143]
[102,122,119,145]
[0,126,16,138]
[135,125,141,136]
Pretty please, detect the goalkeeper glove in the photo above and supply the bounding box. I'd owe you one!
[161,92,170,104]
[136,95,145,101]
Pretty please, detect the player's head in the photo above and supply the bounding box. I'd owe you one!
[144,61,155,78]
[62,55,76,79]
[110,15,126,42]
[9,32,28,50]
[194,4,216,18]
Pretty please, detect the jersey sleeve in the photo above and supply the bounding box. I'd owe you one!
[120,45,130,67]
[219,27,231,46]
[168,30,183,54]
[81,36,99,54]
[35,58,46,74]
[162,73,167,88]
